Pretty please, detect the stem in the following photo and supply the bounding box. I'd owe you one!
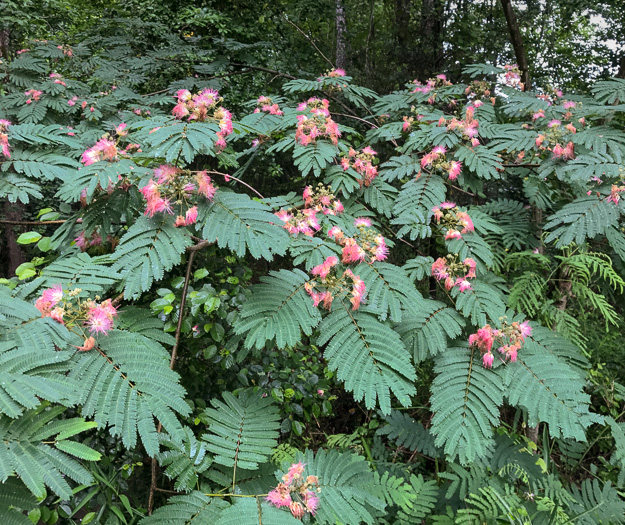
[147,239,210,515]
[283,15,335,68]
[206,170,265,199]
[0,219,67,225]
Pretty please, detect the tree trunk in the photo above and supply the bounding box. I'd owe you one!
[500,0,531,90]
[395,0,412,74]
[617,55,625,79]
[335,0,347,70]
[417,0,444,80]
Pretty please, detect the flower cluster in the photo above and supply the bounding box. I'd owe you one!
[469,319,532,368]
[267,462,320,519]
[139,166,216,223]
[275,185,343,236]
[24,89,43,104]
[412,74,452,104]
[172,88,233,151]
[444,105,480,147]
[81,137,119,166]
[325,68,346,78]
[0,119,10,158]
[49,72,66,86]
[328,218,388,264]
[465,80,491,101]
[431,255,476,292]
[431,202,474,239]
[340,146,378,186]
[535,119,576,161]
[254,96,283,116]
[295,97,340,146]
[502,64,522,89]
[607,183,625,204]
[33,285,119,344]
[305,257,366,311]
[420,146,463,181]
[302,184,344,215]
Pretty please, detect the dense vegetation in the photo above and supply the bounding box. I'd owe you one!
[1,1,625,523]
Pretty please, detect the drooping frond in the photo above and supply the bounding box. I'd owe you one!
[202,390,280,472]
[454,145,502,179]
[362,177,398,218]
[452,279,507,326]
[116,306,176,346]
[377,410,441,457]
[289,236,341,270]
[391,173,446,240]
[288,449,386,525]
[200,192,289,260]
[430,346,505,463]
[502,333,601,441]
[0,173,43,204]
[292,141,338,177]
[0,298,79,418]
[0,476,38,524]
[57,159,150,202]
[402,256,434,280]
[446,231,495,270]
[317,302,417,414]
[396,299,465,363]
[592,77,625,104]
[544,196,619,248]
[0,404,98,499]
[455,486,523,524]
[215,498,301,525]
[39,253,121,295]
[112,215,193,299]
[566,479,625,525]
[156,427,212,492]
[68,331,190,456]
[395,474,439,523]
[380,155,421,182]
[234,269,321,349]
[353,262,423,322]
[140,492,230,525]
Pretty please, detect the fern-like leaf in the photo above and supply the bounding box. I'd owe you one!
[202,390,280,472]
[68,331,190,456]
[112,215,193,299]
[317,302,416,414]
[234,269,321,349]
[430,346,505,463]
[141,492,230,524]
[200,192,289,260]
[377,411,441,457]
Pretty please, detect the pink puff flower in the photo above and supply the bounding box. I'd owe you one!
[354,217,372,227]
[42,284,63,305]
[482,352,494,368]
[445,229,462,241]
[185,206,198,225]
[519,321,532,338]
[448,161,462,181]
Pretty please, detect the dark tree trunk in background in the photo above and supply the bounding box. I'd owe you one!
[395,0,412,74]
[500,0,531,89]
[416,0,444,80]
[335,0,347,69]
[0,29,9,59]
[2,201,26,277]
[617,56,625,78]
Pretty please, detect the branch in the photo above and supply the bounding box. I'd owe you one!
[148,238,210,515]
[283,15,335,68]
[0,219,67,225]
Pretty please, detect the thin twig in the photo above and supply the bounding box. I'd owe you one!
[0,219,67,225]
[147,239,210,515]
[206,170,265,199]
[283,15,335,68]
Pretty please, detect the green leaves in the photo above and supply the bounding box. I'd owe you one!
[0,405,97,499]
[202,391,280,472]
[200,192,289,260]
[112,215,193,299]
[68,331,190,456]
[317,303,416,414]
[430,346,505,464]
[235,269,321,349]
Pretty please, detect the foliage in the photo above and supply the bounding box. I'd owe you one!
[0,8,624,523]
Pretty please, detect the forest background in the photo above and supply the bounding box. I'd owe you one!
[1,0,625,523]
